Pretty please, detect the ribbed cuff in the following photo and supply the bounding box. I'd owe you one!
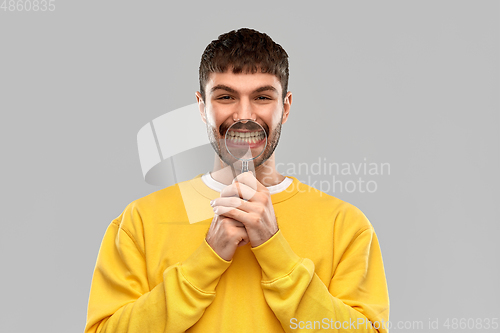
[251,230,301,282]
[181,240,232,292]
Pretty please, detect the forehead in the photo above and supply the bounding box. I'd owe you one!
[206,71,282,95]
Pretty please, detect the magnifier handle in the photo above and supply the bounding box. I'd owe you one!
[240,160,249,201]
[241,160,249,173]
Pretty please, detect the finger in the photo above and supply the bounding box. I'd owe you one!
[238,236,249,247]
[216,206,254,226]
[221,182,258,201]
[223,218,248,245]
[213,205,243,217]
[236,231,249,247]
[209,215,245,233]
[233,171,267,192]
[211,197,247,210]
[220,216,245,228]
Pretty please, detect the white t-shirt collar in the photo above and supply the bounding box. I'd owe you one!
[201,172,293,194]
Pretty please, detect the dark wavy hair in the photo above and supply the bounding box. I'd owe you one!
[199,28,289,102]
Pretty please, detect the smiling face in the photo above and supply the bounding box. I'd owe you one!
[196,69,292,170]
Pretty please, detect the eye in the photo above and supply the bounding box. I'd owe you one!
[256,96,271,100]
[217,96,232,100]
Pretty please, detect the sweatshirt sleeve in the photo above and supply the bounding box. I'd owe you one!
[84,220,231,333]
[251,227,389,333]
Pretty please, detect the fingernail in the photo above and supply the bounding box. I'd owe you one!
[210,200,214,206]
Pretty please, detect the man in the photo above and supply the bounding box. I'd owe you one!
[85,28,389,332]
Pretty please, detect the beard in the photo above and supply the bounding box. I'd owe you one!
[206,113,282,171]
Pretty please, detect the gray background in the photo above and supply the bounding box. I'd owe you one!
[1,1,499,332]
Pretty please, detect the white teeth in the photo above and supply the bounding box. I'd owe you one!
[228,131,263,138]
[227,130,264,143]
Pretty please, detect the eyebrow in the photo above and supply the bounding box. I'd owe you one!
[210,84,278,95]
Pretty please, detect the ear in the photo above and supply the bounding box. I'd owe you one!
[195,91,206,124]
[281,91,292,125]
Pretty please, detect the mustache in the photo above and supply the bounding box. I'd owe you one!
[219,120,269,137]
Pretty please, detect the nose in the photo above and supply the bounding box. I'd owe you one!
[232,100,256,122]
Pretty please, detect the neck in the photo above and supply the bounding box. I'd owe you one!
[210,153,285,187]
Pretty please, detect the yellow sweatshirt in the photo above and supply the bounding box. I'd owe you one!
[85,175,389,333]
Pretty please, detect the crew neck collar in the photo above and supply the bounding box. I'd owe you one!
[201,172,293,195]
[189,174,300,204]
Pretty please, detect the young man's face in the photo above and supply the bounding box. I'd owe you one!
[196,70,292,170]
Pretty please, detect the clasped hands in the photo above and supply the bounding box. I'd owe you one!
[206,171,279,261]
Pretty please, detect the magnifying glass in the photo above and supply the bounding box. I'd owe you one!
[224,119,268,174]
